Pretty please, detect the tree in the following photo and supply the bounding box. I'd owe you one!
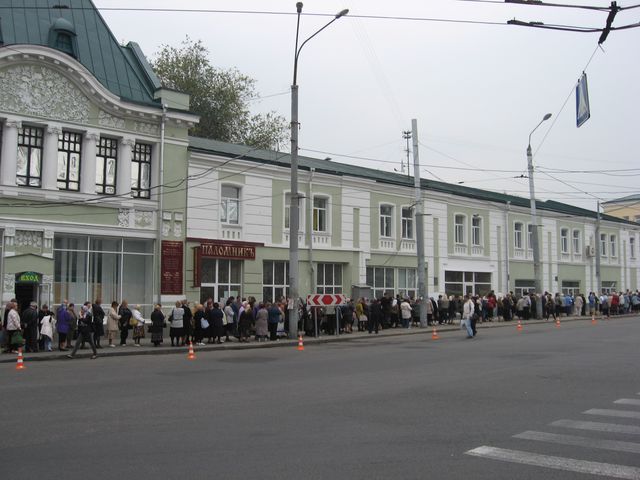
[152,37,287,150]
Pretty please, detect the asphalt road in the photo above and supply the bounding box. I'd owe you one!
[2,317,640,480]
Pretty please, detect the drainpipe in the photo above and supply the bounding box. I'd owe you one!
[308,168,315,293]
[504,201,510,294]
[156,104,167,305]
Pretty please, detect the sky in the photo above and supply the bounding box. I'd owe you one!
[95,0,640,212]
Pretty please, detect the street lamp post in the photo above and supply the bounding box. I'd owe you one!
[289,3,348,339]
[527,113,551,319]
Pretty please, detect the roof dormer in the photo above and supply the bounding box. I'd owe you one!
[48,17,77,58]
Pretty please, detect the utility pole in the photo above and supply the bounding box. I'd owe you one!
[411,119,428,328]
[402,130,412,180]
[595,200,601,294]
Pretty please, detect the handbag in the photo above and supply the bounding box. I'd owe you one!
[129,317,138,328]
[201,318,210,329]
[11,330,24,345]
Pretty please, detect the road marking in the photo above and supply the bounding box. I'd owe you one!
[551,419,640,435]
[466,446,640,479]
[614,399,640,407]
[514,430,640,454]
[585,409,640,420]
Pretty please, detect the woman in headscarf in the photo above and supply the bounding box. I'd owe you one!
[254,303,268,342]
[193,303,207,346]
[131,305,146,346]
[238,301,252,343]
[169,300,184,347]
[149,304,165,347]
[106,301,120,347]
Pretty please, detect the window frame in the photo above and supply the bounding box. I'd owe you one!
[527,223,534,251]
[471,216,482,247]
[610,234,617,258]
[96,137,118,195]
[600,233,607,257]
[17,126,44,188]
[57,130,82,191]
[572,229,581,254]
[284,191,304,231]
[380,204,394,238]
[316,263,343,294]
[454,214,466,245]
[220,184,241,225]
[313,196,329,233]
[131,142,152,199]
[401,206,413,240]
[514,222,523,249]
[560,228,569,254]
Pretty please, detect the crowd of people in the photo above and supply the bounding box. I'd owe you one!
[1,289,638,355]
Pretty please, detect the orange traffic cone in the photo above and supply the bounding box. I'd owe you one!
[591,315,597,325]
[431,326,439,340]
[187,341,196,360]
[16,347,26,370]
[555,318,561,328]
[297,335,304,351]
[517,320,523,331]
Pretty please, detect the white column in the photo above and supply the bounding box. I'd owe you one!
[0,120,21,186]
[117,137,135,197]
[81,132,99,195]
[42,125,61,191]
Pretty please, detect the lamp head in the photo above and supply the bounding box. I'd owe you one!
[296,2,303,13]
[336,8,349,18]
[542,113,552,121]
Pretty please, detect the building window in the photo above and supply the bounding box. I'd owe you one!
[514,279,535,298]
[445,271,492,297]
[561,280,580,297]
[380,205,393,238]
[313,197,328,232]
[54,235,154,316]
[96,137,118,195]
[17,126,44,187]
[560,228,569,254]
[610,235,617,257]
[284,192,304,231]
[527,224,534,251]
[572,230,581,254]
[601,280,617,294]
[398,268,417,298]
[57,131,82,191]
[472,216,482,246]
[630,237,636,259]
[131,143,151,199]
[454,214,466,245]
[199,258,242,304]
[262,260,289,302]
[366,266,395,299]
[317,263,342,294]
[401,207,413,240]
[221,185,240,224]
[514,222,523,249]
[600,233,607,257]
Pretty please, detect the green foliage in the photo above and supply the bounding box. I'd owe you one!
[152,37,287,150]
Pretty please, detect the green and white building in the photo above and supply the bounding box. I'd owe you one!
[1,1,638,312]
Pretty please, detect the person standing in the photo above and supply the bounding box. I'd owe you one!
[66,303,78,349]
[238,303,252,343]
[267,302,281,341]
[39,308,55,352]
[169,300,184,347]
[131,305,146,346]
[182,300,193,346]
[21,301,39,353]
[149,304,166,347]
[462,295,475,338]
[254,303,268,342]
[67,305,97,359]
[106,301,120,347]
[224,299,235,342]
[118,300,132,346]
[368,299,382,334]
[92,299,105,349]
[6,302,22,353]
[400,297,412,329]
[193,303,206,346]
[37,304,52,351]
[56,301,70,351]
[209,302,225,344]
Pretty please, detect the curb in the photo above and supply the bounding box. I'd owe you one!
[2,314,636,363]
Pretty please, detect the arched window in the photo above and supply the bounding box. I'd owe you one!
[471,216,482,246]
[514,222,523,249]
[221,185,240,224]
[560,228,569,253]
[454,214,466,245]
[48,18,78,58]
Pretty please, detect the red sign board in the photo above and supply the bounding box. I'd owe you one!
[161,241,183,295]
[306,294,347,306]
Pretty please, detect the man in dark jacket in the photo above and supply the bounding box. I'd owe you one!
[267,303,281,341]
[67,305,97,359]
[21,301,39,353]
[118,301,132,346]
[92,299,105,349]
[368,299,383,334]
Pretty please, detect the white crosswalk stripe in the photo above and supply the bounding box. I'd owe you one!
[466,392,640,478]
[466,446,640,479]
[551,419,640,435]
[514,430,640,454]
[584,408,640,420]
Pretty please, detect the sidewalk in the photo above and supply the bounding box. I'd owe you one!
[2,313,635,363]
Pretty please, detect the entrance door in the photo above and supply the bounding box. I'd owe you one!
[15,283,38,313]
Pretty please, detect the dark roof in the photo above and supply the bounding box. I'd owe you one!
[0,0,161,106]
[188,136,636,226]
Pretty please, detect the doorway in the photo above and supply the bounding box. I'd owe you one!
[15,283,38,313]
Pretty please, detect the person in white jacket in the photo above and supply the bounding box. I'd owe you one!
[400,298,412,329]
[39,311,56,352]
[131,305,146,347]
[462,295,475,339]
